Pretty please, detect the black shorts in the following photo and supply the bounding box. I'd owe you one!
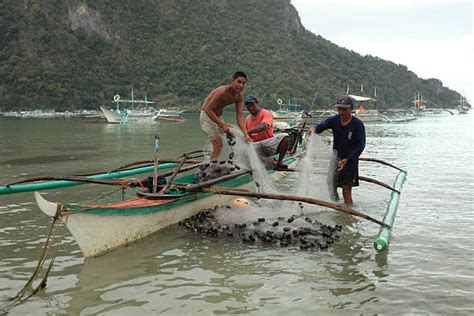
[333,168,359,189]
[335,167,359,188]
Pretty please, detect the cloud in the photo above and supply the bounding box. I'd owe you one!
[291,0,473,101]
[292,0,469,8]
[335,35,473,99]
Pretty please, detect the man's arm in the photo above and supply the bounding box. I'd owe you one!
[309,116,334,134]
[204,90,231,133]
[247,110,272,135]
[346,121,366,163]
[247,122,269,135]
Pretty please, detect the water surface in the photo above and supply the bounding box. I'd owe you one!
[0,113,473,314]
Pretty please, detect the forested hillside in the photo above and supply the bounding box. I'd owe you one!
[0,0,463,111]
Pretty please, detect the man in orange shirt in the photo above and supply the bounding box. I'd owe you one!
[244,95,289,170]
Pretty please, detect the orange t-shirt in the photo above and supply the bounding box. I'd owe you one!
[245,109,274,142]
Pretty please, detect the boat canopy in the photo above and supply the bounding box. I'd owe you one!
[348,94,375,102]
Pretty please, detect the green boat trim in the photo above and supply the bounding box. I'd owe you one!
[0,163,179,195]
[62,152,301,216]
[64,173,254,215]
[62,152,303,216]
[373,170,407,251]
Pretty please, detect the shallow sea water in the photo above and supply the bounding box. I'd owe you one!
[0,112,473,315]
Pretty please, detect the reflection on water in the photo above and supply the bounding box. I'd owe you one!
[0,113,473,314]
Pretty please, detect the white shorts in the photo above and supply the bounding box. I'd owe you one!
[200,111,222,140]
[253,133,288,156]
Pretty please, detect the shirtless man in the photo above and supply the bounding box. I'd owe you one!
[200,71,251,160]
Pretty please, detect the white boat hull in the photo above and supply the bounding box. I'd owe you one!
[35,185,254,257]
[34,154,300,257]
[100,106,123,124]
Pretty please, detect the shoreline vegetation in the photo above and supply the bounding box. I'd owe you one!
[0,1,467,112]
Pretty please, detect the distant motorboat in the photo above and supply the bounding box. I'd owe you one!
[125,109,159,121]
[100,106,124,124]
[3,110,56,119]
[153,109,185,122]
[348,93,384,123]
[271,98,304,120]
[2,111,23,118]
[270,110,303,120]
[21,110,56,119]
[457,95,470,114]
[353,109,384,123]
[380,109,417,123]
[101,90,159,124]
[75,114,107,124]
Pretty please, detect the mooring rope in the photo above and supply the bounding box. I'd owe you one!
[2,205,66,312]
[85,183,129,204]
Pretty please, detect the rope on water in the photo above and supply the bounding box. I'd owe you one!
[2,205,66,312]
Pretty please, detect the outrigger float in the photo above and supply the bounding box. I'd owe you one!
[0,133,406,257]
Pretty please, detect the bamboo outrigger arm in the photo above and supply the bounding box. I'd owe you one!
[107,159,202,173]
[5,176,128,187]
[119,148,207,172]
[184,170,253,192]
[197,187,388,228]
[0,163,180,195]
[358,176,400,194]
[359,157,407,173]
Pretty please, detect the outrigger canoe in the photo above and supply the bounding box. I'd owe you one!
[2,128,406,258]
[34,159,299,257]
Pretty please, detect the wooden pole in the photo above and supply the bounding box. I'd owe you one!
[290,122,306,154]
[185,170,252,192]
[152,135,160,193]
[200,187,389,227]
[358,176,400,194]
[158,155,188,193]
[6,176,126,187]
[106,158,202,173]
[359,157,406,173]
[105,150,207,174]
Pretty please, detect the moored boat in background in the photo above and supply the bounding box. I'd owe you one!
[154,109,186,122]
[350,94,383,123]
[457,95,470,114]
[271,98,304,120]
[101,90,158,124]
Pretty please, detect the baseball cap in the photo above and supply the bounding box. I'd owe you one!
[334,95,354,108]
[244,95,258,104]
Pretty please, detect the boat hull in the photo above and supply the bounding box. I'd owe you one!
[36,186,253,257]
[100,106,123,124]
[35,157,298,257]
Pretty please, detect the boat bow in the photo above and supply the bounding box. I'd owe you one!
[35,191,59,217]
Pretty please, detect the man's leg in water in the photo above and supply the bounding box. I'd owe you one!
[342,186,353,205]
[210,137,223,160]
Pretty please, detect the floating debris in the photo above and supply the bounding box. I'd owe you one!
[179,206,342,251]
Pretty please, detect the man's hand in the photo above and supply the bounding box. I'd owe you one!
[308,127,316,135]
[244,133,251,143]
[222,122,233,134]
[337,159,348,171]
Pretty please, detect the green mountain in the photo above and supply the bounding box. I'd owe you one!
[0,0,464,111]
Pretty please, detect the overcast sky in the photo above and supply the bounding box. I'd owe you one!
[291,0,473,103]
